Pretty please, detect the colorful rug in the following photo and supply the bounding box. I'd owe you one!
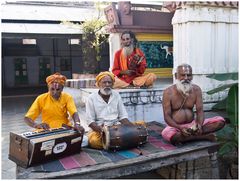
[32,121,179,172]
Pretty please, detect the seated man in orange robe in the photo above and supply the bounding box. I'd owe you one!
[112,31,157,89]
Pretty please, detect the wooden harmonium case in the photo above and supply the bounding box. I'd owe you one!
[9,127,83,168]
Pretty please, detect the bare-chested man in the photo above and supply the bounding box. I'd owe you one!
[162,63,225,145]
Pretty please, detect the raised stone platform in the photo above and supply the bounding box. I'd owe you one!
[156,153,219,179]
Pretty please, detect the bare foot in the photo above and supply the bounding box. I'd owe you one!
[206,133,217,142]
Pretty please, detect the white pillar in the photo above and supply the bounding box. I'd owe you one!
[172,3,238,102]
[108,33,121,72]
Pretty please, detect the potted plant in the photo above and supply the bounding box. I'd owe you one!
[206,72,238,178]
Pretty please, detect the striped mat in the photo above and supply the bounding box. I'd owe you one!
[32,121,178,172]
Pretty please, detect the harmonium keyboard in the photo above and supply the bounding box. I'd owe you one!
[9,127,83,168]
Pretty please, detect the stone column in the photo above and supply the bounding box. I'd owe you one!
[108,33,121,71]
[209,152,220,179]
[172,2,238,103]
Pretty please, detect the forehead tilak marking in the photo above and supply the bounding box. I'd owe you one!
[52,82,60,89]
[122,34,131,39]
[181,66,191,74]
[101,75,113,82]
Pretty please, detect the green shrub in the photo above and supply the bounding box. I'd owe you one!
[206,73,238,155]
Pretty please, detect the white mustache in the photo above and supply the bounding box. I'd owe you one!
[176,79,192,96]
[104,87,111,91]
[181,80,190,84]
[100,87,112,95]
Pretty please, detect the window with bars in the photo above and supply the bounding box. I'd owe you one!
[39,57,51,84]
[60,58,72,71]
[14,58,28,85]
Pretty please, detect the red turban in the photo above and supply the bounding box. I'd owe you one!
[46,73,67,86]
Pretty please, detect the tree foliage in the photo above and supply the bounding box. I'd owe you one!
[62,2,109,73]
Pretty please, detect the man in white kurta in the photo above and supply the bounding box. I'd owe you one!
[86,71,145,149]
[86,89,128,128]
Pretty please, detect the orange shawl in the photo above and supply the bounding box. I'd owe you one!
[120,48,142,70]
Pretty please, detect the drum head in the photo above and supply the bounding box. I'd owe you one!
[102,126,110,150]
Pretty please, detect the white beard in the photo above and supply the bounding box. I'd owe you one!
[175,79,192,96]
[123,45,134,57]
[100,87,112,95]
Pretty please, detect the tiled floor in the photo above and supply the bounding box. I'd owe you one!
[1,96,40,179]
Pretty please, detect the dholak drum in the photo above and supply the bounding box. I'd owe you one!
[102,124,148,151]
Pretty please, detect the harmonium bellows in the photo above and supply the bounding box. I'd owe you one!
[9,127,83,168]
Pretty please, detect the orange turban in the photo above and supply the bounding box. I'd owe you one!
[46,73,67,86]
[95,71,115,87]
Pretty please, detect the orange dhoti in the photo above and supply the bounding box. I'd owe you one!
[113,73,157,89]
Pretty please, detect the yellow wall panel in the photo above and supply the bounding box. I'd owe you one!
[144,68,173,78]
[136,34,173,41]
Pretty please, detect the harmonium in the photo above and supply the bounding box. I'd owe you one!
[9,127,83,168]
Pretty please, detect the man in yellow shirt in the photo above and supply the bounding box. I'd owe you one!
[24,73,85,134]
